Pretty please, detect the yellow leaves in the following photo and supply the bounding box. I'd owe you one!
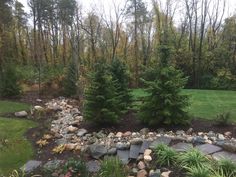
[36,134,53,148]
[43,134,53,140]
[52,144,66,154]
[36,139,49,147]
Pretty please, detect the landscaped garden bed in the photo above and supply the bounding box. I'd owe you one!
[2,96,234,177]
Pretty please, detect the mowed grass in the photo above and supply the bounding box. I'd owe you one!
[0,100,30,114]
[131,89,236,121]
[0,101,36,175]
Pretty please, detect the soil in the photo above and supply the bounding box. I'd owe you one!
[78,111,236,137]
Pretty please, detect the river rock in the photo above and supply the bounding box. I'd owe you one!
[144,149,152,156]
[144,155,152,162]
[116,132,123,138]
[137,169,148,177]
[67,125,78,133]
[15,111,28,117]
[149,169,161,177]
[161,171,171,177]
[34,106,44,111]
[138,161,146,170]
[116,142,130,150]
[77,128,88,137]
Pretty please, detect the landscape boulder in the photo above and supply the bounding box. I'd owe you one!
[15,111,28,117]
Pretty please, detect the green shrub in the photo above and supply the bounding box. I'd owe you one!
[154,144,178,167]
[215,112,231,126]
[214,159,236,177]
[0,63,21,97]
[63,158,88,177]
[186,166,211,177]
[84,62,122,124]
[177,149,210,169]
[110,58,132,111]
[97,156,128,177]
[138,66,190,125]
[63,60,78,97]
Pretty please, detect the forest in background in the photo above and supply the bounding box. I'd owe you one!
[1,0,236,93]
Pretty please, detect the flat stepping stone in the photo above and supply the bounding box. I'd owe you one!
[20,160,42,174]
[86,160,101,173]
[212,151,236,162]
[117,150,130,164]
[149,137,171,149]
[89,144,107,159]
[130,144,142,159]
[172,143,193,152]
[140,140,152,153]
[196,144,222,155]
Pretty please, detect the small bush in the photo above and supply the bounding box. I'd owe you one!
[63,158,88,177]
[177,149,210,169]
[186,166,211,177]
[97,156,128,177]
[0,63,21,97]
[215,112,231,126]
[154,144,178,167]
[214,159,236,177]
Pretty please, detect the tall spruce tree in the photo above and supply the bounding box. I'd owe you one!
[84,62,121,124]
[110,59,132,111]
[139,45,190,125]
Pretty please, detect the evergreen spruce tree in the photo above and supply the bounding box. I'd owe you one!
[110,59,132,111]
[63,60,78,97]
[84,62,121,124]
[0,62,21,97]
[139,45,190,125]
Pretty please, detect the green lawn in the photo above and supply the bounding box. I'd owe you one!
[0,101,36,175]
[131,89,236,121]
[0,101,30,114]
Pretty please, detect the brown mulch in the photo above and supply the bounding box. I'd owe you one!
[77,111,236,137]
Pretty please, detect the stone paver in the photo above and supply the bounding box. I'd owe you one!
[196,144,222,155]
[117,150,130,164]
[172,142,193,152]
[212,151,236,162]
[149,137,171,149]
[140,140,152,153]
[130,144,142,159]
[89,144,107,159]
[20,160,42,174]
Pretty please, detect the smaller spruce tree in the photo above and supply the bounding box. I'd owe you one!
[139,45,190,125]
[84,62,121,124]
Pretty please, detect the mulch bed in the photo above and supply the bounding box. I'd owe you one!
[77,111,236,137]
